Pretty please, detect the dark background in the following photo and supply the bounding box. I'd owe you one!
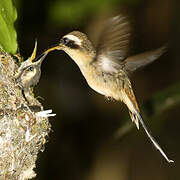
[14,0,180,179]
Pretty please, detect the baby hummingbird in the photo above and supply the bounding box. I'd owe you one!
[16,41,47,104]
[45,15,173,162]
[16,41,48,90]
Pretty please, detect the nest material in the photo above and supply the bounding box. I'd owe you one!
[0,53,51,180]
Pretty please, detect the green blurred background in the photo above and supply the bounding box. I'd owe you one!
[14,0,180,179]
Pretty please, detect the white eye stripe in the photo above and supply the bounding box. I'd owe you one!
[64,35,82,45]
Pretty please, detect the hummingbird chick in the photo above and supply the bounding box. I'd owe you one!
[45,15,173,162]
[16,41,47,104]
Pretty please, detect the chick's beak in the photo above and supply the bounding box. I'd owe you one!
[29,40,55,65]
[29,41,64,64]
[30,41,38,62]
[29,40,47,64]
[33,52,48,65]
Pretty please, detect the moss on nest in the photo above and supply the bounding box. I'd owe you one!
[0,52,51,179]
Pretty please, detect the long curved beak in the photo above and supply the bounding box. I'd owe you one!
[44,43,63,54]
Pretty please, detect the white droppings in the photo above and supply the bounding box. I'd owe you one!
[25,126,36,142]
[25,114,30,121]
[36,109,56,118]
[25,126,30,142]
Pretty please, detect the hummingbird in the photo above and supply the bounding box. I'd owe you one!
[16,41,48,90]
[44,15,173,162]
[16,41,48,104]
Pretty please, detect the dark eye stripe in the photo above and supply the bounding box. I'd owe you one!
[67,41,79,49]
[62,37,69,45]
[61,37,80,49]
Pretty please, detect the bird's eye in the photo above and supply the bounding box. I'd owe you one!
[61,37,79,49]
[29,66,34,71]
[62,37,69,45]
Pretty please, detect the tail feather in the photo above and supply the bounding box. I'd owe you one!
[133,111,174,163]
[129,111,139,129]
[121,83,173,162]
[121,88,140,129]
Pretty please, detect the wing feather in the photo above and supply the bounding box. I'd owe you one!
[124,45,167,73]
[94,15,166,74]
[95,15,131,68]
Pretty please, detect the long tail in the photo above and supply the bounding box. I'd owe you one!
[134,110,174,163]
[121,88,174,163]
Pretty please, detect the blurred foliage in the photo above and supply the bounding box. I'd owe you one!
[48,0,141,26]
[114,81,180,139]
[152,81,180,113]
[0,0,17,54]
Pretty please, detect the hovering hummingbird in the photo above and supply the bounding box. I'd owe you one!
[44,15,173,162]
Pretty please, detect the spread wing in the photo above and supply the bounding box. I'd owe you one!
[94,15,166,74]
[124,45,167,73]
[95,15,131,73]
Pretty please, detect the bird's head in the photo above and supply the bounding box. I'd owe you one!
[16,42,47,90]
[46,31,96,67]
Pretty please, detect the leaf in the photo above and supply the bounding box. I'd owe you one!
[48,0,142,27]
[0,0,17,54]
